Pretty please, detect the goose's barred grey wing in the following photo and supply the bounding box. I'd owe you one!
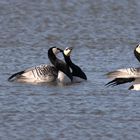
[106,67,140,87]
[33,65,58,77]
[106,67,140,78]
[8,64,58,83]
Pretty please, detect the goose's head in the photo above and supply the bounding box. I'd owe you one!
[48,47,63,64]
[135,44,140,53]
[51,47,63,55]
[134,44,140,62]
[63,47,73,56]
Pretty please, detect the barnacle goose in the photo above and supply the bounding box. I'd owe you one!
[8,47,72,83]
[62,47,87,82]
[105,44,140,90]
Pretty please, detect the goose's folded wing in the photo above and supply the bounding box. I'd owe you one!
[8,64,58,82]
[106,67,140,79]
[19,64,58,78]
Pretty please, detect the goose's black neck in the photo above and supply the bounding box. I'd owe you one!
[134,49,140,62]
[63,54,87,80]
[48,48,57,66]
[64,55,73,67]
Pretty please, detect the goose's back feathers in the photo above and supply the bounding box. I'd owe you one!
[8,64,58,83]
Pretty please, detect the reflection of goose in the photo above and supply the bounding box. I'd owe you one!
[106,44,140,90]
[8,47,72,83]
[62,47,87,82]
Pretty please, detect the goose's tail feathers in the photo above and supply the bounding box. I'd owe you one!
[8,71,24,82]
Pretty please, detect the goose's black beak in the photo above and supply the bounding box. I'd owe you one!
[68,47,73,51]
[57,48,63,52]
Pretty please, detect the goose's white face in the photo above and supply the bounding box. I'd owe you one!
[52,47,61,54]
[64,47,73,56]
[136,44,140,53]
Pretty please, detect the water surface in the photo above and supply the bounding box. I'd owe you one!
[1,0,140,140]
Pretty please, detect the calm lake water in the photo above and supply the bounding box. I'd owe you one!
[1,0,140,140]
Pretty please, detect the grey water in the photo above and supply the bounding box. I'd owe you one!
[1,0,140,140]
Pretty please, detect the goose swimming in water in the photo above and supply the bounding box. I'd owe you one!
[62,47,87,82]
[105,44,140,90]
[8,47,72,83]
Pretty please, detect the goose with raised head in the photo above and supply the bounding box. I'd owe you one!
[8,47,72,83]
[106,44,140,90]
[62,47,87,83]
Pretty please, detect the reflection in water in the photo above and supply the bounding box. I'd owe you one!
[0,0,140,140]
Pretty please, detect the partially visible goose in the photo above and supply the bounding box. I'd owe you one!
[62,47,87,82]
[106,44,140,90]
[8,47,72,83]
